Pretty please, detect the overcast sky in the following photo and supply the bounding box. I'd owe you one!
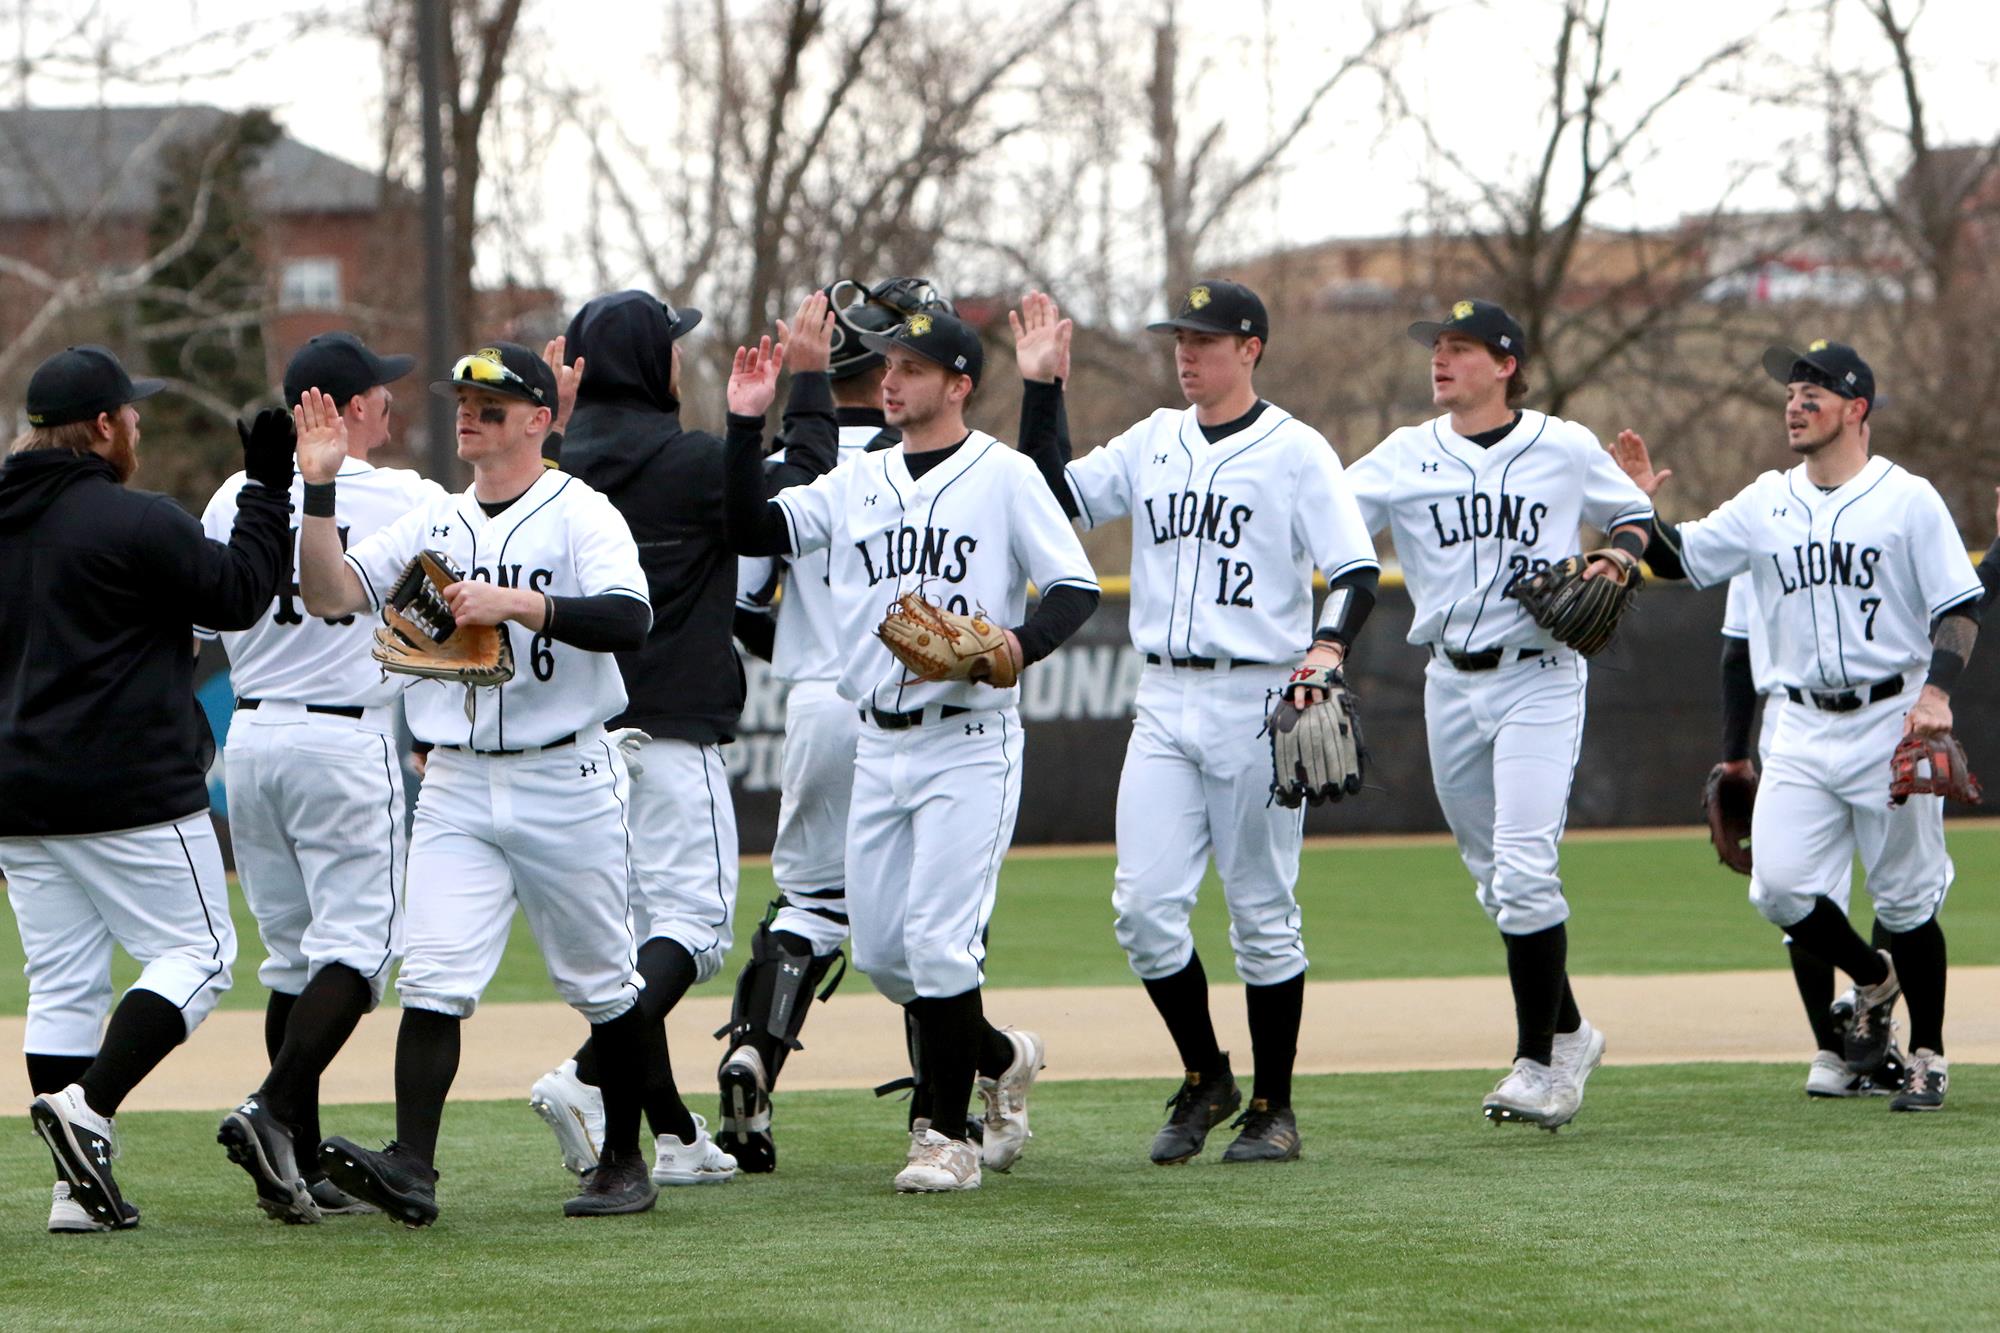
[13,0,2000,305]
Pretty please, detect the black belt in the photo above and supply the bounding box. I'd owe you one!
[1786,676,1903,713]
[864,705,971,731]
[1436,647,1544,672]
[236,697,367,719]
[438,731,577,756]
[1144,653,1273,670]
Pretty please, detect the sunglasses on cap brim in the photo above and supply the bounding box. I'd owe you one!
[449,353,542,402]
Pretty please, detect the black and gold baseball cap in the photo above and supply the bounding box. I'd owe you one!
[429,341,558,410]
[859,309,984,386]
[24,345,165,427]
[1148,279,1270,341]
[1761,338,1874,404]
[1408,299,1528,363]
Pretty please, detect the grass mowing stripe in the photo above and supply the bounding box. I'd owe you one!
[2,1066,1997,1328]
[6,827,2000,1014]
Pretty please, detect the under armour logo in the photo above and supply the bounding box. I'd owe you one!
[1421,461,1440,473]
[93,1142,108,1165]
[964,723,985,735]
[579,761,598,776]
[864,495,879,506]
[1538,655,1557,669]
[1772,506,1787,517]
[430,525,451,538]
[1152,453,1169,464]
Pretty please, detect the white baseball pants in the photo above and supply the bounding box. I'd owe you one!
[627,736,739,983]
[766,680,856,957]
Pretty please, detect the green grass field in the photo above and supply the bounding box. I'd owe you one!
[3,1068,1997,1329]
[7,826,2000,1014]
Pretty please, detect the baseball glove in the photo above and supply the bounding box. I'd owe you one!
[371,549,516,685]
[1702,759,1758,874]
[1505,549,1642,657]
[876,591,1019,687]
[1267,666,1366,807]
[1888,733,1983,807]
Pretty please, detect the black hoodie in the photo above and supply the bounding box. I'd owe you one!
[559,290,836,742]
[0,448,290,836]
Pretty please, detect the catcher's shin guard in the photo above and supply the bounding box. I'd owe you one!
[714,917,843,1087]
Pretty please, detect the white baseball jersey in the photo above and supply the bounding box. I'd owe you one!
[343,469,650,748]
[1345,411,1654,652]
[1674,456,1980,691]
[196,459,446,705]
[1720,573,1782,695]
[1061,404,1378,660]
[771,432,1098,714]
[742,423,890,684]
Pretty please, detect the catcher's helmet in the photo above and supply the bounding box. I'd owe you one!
[826,276,954,379]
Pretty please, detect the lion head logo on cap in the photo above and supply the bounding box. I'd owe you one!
[1452,300,1475,321]
[1188,285,1211,310]
[907,314,933,338]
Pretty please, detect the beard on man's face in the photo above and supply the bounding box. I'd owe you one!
[105,419,139,482]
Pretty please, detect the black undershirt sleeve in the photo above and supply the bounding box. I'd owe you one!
[1718,635,1758,763]
[1980,535,2000,605]
[1312,566,1380,650]
[1640,518,1689,580]
[733,607,776,663]
[1927,598,1980,693]
[541,592,651,652]
[1012,584,1099,667]
[723,412,797,555]
[1017,379,1079,519]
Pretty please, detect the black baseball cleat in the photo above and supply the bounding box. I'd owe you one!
[305,1175,379,1215]
[1890,1050,1948,1112]
[218,1095,320,1225]
[30,1086,130,1233]
[563,1149,659,1217]
[319,1138,439,1228]
[1221,1099,1303,1163]
[717,1047,777,1174]
[1150,1062,1244,1165]
[1836,954,1901,1074]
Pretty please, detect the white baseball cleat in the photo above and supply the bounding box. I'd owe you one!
[894,1122,982,1193]
[48,1180,99,1234]
[1551,1019,1607,1112]
[529,1059,604,1176]
[652,1113,739,1185]
[1807,1049,1864,1098]
[1482,1058,1570,1131]
[975,1028,1044,1172]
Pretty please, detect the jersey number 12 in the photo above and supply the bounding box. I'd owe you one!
[1214,558,1254,608]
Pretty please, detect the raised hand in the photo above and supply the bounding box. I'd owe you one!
[543,335,584,432]
[1010,290,1072,384]
[1612,429,1673,498]
[727,336,787,417]
[777,290,834,375]
[292,387,349,485]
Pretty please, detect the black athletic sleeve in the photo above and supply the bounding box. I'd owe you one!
[1640,518,1689,580]
[1012,583,1099,666]
[723,413,796,556]
[143,483,292,631]
[1980,535,2000,605]
[1017,379,1079,519]
[733,607,776,663]
[541,592,651,652]
[760,372,838,496]
[1313,567,1380,650]
[1719,635,1757,762]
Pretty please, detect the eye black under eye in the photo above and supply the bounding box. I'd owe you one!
[477,406,507,424]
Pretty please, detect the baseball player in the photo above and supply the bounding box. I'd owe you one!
[523,290,838,1188]
[1,346,291,1232]
[721,310,1100,1192]
[1716,575,1907,1097]
[297,342,662,1221]
[1616,338,1981,1113]
[719,277,953,1173]
[196,334,449,1223]
[1011,281,1381,1165]
[1343,300,1654,1132]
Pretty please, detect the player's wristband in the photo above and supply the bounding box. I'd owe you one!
[1610,526,1646,562]
[1927,648,1966,696]
[302,481,337,517]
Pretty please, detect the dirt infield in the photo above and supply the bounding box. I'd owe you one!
[8,966,1999,1114]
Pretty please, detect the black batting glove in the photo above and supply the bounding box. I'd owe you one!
[238,408,298,494]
